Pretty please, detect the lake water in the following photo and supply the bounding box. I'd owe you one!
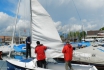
[0,60,7,70]
[0,51,26,70]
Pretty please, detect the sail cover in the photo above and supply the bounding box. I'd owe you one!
[31,0,64,58]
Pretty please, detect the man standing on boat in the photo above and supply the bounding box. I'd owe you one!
[35,41,47,68]
[62,41,74,70]
[26,36,31,59]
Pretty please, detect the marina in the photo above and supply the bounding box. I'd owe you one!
[0,51,101,70]
[0,0,104,70]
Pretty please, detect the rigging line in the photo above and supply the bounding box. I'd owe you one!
[71,0,81,21]
[23,0,27,36]
[46,0,47,10]
[72,0,85,40]
[13,0,21,43]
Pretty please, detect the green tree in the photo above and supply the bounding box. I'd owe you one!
[79,31,86,41]
[99,27,104,30]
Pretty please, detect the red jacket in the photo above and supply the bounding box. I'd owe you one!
[35,44,47,60]
[62,44,73,61]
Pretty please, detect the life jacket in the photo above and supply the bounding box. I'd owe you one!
[62,44,73,61]
[35,44,47,60]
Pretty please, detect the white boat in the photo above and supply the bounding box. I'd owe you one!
[0,0,25,56]
[0,37,16,55]
[6,0,98,70]
[0,45,14,54]
[7,58,97,70]
[72,45,104,69]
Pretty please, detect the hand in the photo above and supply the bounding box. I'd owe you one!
[27,42,30,44]
[47,47,51,49]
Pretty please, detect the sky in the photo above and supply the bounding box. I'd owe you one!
[0,0,104,36]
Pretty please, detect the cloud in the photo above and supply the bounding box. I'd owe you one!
[54,17,103,34]
[0,12,30,36]
[70,17,77,21]
[6,26,14,32]
[54,21,62,31]
[0,12,14,30]
[5,19,30,36]
[54,20,82,34]
[39,0,71,7]
[1,0,104,36]
[0,12,14,36]
[73,0,104,10]
[18,0,30,20]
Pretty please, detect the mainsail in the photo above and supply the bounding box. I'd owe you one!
[30,0,64,58]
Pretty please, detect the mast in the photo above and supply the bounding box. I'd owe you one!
[30,0,32,43]
[18,27,20,44]
[72,0,83,42]
[8,0,21,57]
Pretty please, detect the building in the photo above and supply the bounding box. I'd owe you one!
[0,36,27,45]
[86,30,104,38]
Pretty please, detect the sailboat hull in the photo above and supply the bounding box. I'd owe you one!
[53,58,104,69]
[7,62,26,70]
[6,58,98,70]
[72,61,104,69]
[7,62,51,70]
[6,58,51,70]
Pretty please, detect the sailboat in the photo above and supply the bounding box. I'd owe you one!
[72,45,104,69]
[0,36,16,57]
[6,0,98,70]
[0,45,14,54]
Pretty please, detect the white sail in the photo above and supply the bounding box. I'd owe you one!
[30,0,64,58]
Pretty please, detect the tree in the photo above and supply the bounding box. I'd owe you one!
[79,31,86,41]
[99,27,104,30]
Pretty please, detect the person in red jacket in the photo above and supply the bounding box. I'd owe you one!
[62,41,74,70]
[35,41,47,68]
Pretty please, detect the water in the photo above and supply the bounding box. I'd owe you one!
[0,51,26,70]
[0,60,7,70]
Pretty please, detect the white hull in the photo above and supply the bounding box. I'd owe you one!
[73,46,104,66]
[6,58,98,70]
[0,45,14,54]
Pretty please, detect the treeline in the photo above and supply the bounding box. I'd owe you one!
[99,27,104,30]
[60,31,86,42]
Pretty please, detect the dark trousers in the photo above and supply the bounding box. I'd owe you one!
[26,45,31,58]
[65,61,73,70]
[37,59,47,68]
